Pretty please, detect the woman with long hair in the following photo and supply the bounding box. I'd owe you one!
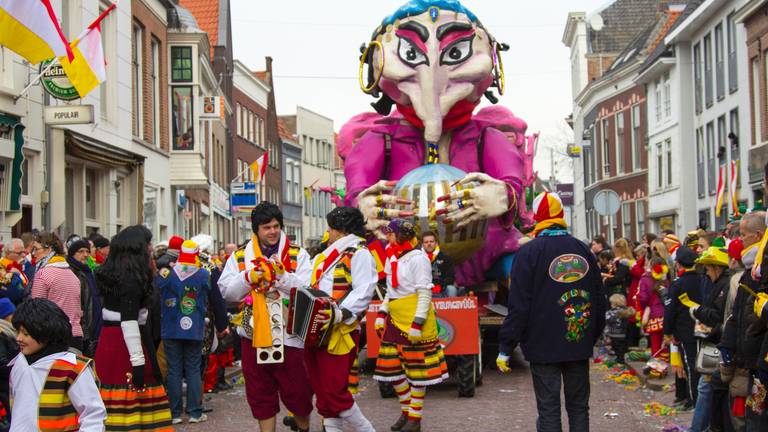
[95,225,172,431]
[603,238,633,296]
[650,240,675,279]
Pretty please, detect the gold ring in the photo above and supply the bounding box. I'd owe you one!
[376,194,384,207]
[463,189,472,199]
[359,40,385,94]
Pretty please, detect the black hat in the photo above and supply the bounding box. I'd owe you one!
[66,236,91,258]
[92,235,109,249]
[675,246,698,268]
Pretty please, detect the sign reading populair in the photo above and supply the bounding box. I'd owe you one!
[44,105,94,125]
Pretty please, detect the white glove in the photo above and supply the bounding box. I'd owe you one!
[120,320,145,367]
[357,180,414,232]
[437,172,511,230]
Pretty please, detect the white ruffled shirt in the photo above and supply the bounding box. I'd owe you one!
[9,352,106,432]
[312,235,377,324]
[218,237,311,348]
[384,249,434,299]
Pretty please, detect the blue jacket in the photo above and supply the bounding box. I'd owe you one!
[499,229,606,363]
[157,267,210,341]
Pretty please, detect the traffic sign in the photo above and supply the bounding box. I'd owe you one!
[593,189,621,216]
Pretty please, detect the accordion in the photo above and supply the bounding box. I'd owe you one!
[287,287,335,347]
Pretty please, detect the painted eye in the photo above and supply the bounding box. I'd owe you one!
[440,38,473,66]
[397,37,429,67]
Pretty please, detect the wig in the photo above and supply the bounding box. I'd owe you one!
[96,225,153,299]
[251,201,284,233]
[13,298,72,347]
[327,206,366,238]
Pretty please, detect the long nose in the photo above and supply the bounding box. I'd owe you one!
[412,64,448,143]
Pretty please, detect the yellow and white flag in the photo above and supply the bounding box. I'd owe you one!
[250,153,268,183]
[0,0,73,64]
[59,3,115,98]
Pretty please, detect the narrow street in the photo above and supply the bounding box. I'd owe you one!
[177,350,693,431]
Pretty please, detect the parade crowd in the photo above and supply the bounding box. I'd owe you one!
[0,199,462,432]
[1,190,768,432]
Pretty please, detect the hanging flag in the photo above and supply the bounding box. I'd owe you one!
[730,160,740,217]
[249,152,268,183]
[715,165,726,217]
[304,186,312,202]
[59,3,115,99]
[0,0,73,64]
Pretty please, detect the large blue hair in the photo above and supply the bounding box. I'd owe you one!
[381,0,479,27]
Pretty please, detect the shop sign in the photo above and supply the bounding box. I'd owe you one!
[40,60,79,101]
[44,105,94,125]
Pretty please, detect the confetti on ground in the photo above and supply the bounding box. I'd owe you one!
[598,361,641,389]
[626,350,651,362]
[603,412,619,418]
[644,402,677,417]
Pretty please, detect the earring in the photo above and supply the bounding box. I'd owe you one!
[492,41,506,96]
[359,40,385,94]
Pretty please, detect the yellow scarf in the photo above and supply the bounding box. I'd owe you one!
[533,218,567,237]
[753,229,768,280]
[250,235,274,348]
[47,255,66,265]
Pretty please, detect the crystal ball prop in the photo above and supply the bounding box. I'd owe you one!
[393,164,487,263]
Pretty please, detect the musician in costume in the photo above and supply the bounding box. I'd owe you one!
[374,219,448,432]
[218,202,313,432]
[339,0,536,288]
[305,206,377,432]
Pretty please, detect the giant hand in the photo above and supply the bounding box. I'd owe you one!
[357,180,414,231]
[436,173,512,230]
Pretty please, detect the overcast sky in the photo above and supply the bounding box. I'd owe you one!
[231,0,610,182]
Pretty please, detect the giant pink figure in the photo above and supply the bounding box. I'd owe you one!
[338,0,537,287]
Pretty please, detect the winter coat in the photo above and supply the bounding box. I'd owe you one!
[691,270,729,344]
[499,229,606,363]
[604,258,631,296]
[663,270,705,344]
[721,270,767,369]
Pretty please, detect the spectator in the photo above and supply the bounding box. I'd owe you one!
[605,294,633,363]
[19,233,36,286]
[597,250,613,275]
[591,235,609,255]
[0,298,17,428]
[626,244,648,347]
[662,234,682,260]
[157,240,211,424]
[89,234,110,266]
[650,240,675,279]
[663,246,703,411]
[720,211,768,429]
[156,235,183,271]
[65,235,102,357]
[603,238,633,297]
[686,244,731,432]
[29,232,84,352]
[638,257,669,359]
[9,298,106,430]
[0,239,28,290]
[642,233,658,246]
[421,231,456,298]
[498,192,606,431]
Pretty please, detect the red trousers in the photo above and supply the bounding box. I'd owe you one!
[303,332,358,418]
[241,340,313,420]
[649,332,668,359]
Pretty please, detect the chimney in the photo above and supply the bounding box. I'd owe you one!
[265,56,273,84]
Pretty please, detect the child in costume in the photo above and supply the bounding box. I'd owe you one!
[374,219,449,432]
[8,298,106,431]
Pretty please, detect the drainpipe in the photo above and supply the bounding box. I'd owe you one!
[43,91,52,231]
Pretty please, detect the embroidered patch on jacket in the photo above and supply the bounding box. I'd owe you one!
[548,254,589,283]
[563,302,591,342]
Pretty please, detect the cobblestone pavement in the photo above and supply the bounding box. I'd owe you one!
[176,350,693,431]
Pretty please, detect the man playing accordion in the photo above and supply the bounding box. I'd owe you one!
[304,206,377,432]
